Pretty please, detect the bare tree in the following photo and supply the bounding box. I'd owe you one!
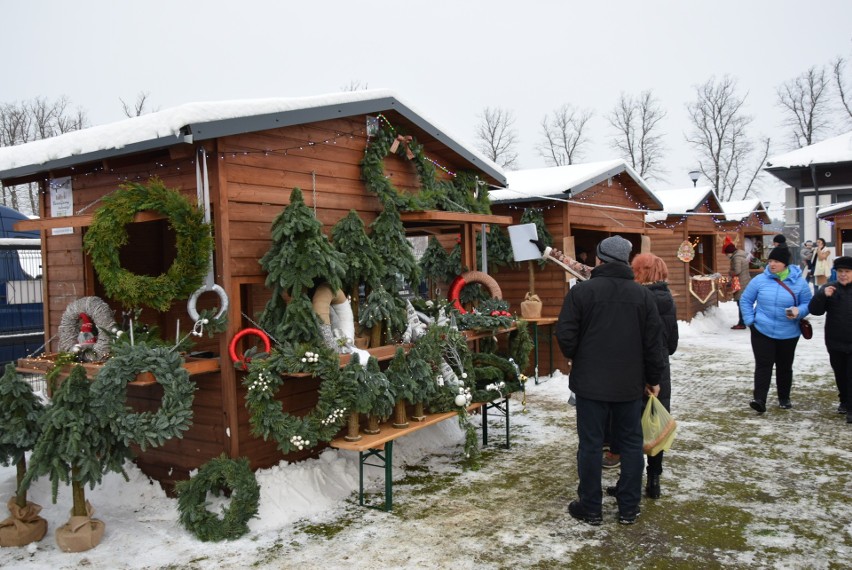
[474,107,519,169]
[537,104,593,166]
[607,90,667,179]
[833,56,852,124]
[120,91,155,117]
[777,65,831,147]
[340,80,369,92]
[686,76,767,201]
[0,97,88,213]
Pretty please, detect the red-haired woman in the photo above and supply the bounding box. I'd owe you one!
[630,253,679,498]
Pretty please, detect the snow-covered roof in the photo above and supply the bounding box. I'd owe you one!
[643,186,719,222]
[817,199,852,219]
[0,89,505,186]
[719,198,768,222]
[488,159,662,209]
[766,130,852,169]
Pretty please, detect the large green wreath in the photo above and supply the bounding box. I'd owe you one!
[83,178,213,311]
[90,344,196,450]
[175,453,260,542]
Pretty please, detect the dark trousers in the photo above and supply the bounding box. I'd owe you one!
[829,350,852,407]
[750,327,800,402]
[645,396,670,477]
[575,395,643,515]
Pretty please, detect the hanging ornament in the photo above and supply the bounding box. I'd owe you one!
[677,240,695,263]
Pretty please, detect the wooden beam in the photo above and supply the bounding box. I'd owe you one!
[14,210,166,232]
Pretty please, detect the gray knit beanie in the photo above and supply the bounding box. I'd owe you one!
[596,235,632,264]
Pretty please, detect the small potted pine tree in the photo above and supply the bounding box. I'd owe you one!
[0,364,47,547]
[366,203,421,346]
[20,365,134,552]
[259,187,348,348]
[331,210,384,348]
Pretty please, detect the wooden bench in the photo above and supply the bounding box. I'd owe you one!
[329,398,512,511]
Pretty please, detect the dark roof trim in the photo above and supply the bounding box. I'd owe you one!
[0,96,506,187]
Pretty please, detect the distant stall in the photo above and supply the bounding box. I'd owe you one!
[489,159,666,374]
[645,187,727,321]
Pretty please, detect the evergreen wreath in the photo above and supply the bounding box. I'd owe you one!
[176,454,260,542]
[83,178,213,312]
[90,344,196,451]
[361,124,489,214]
[242,348,348,455]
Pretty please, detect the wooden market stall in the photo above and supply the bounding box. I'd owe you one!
[0,90,512,490]
[644,187,728,321]
[488,159,666,374]
[817,200,852,257]
[717,199,773,279]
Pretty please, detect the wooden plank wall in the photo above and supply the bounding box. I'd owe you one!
[648,202,723,321]
[489,176,654,376]
[32,114,492,483]
[216,117,469,470]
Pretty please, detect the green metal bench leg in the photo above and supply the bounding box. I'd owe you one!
[358,441,395,512]
[482,398,510,449]
[482,403,489,446]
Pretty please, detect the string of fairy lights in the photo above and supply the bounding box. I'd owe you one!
[30,113,852,229]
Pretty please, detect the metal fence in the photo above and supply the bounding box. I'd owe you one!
[0,241,44,366]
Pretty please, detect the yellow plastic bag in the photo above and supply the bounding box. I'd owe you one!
[642,395,677,456]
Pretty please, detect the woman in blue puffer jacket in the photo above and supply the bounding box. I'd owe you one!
[739,245,812,413]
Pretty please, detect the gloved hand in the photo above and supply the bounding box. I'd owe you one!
[529,239,546,253]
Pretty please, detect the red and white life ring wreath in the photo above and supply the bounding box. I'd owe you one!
[447,270,503,314]
[228,328,271,369]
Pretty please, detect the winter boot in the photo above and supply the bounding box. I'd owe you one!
[646,474,661,499]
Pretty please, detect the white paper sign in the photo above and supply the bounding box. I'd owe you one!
[507,223,542,262]
[49,177,73,236]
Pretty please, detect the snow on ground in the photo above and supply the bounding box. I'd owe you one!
[2,301,851,569]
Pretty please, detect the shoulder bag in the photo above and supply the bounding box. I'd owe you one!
[775,279,812,339]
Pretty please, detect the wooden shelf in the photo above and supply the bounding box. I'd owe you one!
[16,354,220,386]
[399,210,512,236]
[329,402,484,452]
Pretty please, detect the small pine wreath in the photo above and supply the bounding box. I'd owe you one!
[83,178,213,311]
[90,344,196,451]
[176,454,260,542]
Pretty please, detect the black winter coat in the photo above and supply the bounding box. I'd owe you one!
[645,281,679,401]
[808,281,852,353]
[556,262,666,402]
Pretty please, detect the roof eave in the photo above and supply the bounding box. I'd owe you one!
[1,95,507,187]
[565,163,663,210]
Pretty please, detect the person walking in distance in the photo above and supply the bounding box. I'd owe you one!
[739,245,812,413]
[724,239,752,329]
[807,256,852,422]
[813,238,834,286]
[556,236,665,525]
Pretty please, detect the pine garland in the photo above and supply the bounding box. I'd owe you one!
[176,454,260,542]
[360,124,490,215]
[83,178,212,311]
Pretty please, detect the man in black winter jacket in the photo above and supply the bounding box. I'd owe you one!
[808,255,852,421]
[556,235,665,525]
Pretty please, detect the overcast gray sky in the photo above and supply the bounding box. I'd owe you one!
[4,0,852,207]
